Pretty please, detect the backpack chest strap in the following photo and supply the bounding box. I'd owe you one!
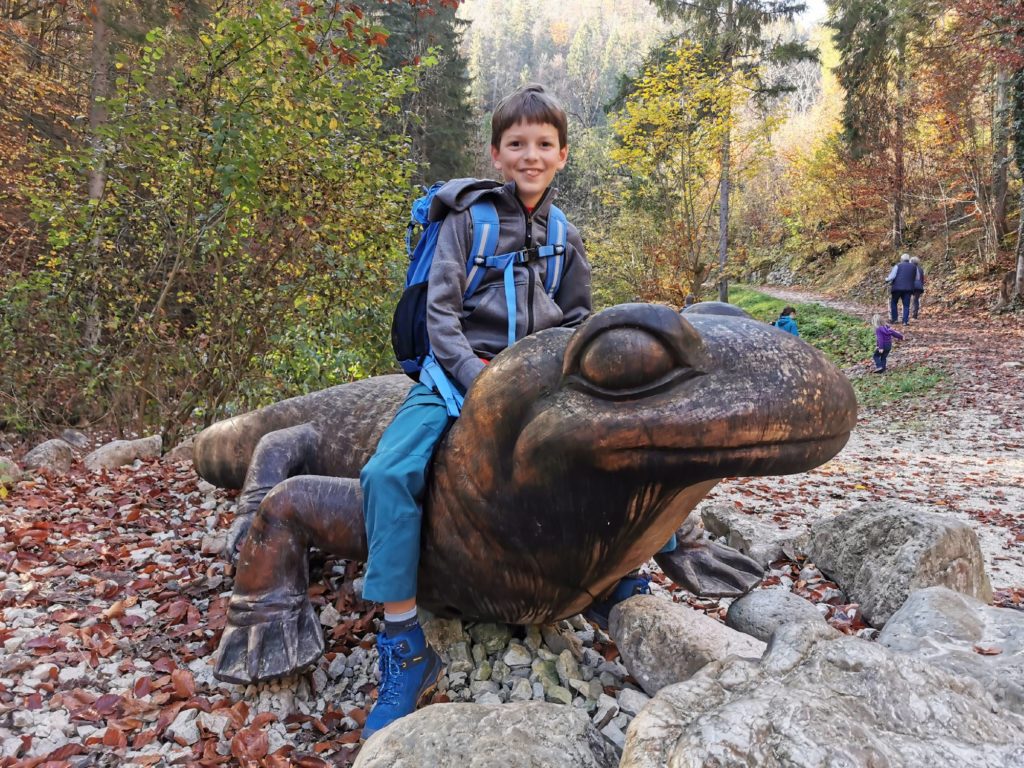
[464,201,570,349]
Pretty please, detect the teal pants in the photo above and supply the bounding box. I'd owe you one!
[360,383,453,604]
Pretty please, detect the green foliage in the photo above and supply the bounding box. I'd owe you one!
[2,0,416,439]
[649,1,818,90]
[828,0,938,155]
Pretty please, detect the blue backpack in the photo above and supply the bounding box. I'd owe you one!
[390,181,569,416]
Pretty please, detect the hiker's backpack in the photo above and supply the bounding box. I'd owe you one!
[390,181,569,415]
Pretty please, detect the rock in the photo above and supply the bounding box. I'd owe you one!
[319,605,341,627]
[327,654,347,679]
[197,712,230,738]
[609,594,766,696]
[555,649,581,686]
[164,436,195,463]
[166,709,200,746]
[467,622,511,655]
[807,503,993,626]
[592,694,619,729]
[508,678,533,702]
[83,435,162,471]
[541,621,584,659]
[616,687,650,717]
[621,621,1024,768]
[725,588,827,642]
[59,429,90,449]
[502,642,533,668]
[600,722,626,750]
[200,534,225,556]
[879,586,1024,714]
[0,456,21,488]
[701,502,808,567]
[422,617,466,662]
[22,439,75,474]
[354,702,619,767]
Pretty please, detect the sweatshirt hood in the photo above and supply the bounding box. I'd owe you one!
[429,178,559,219]
[429,178,504,219]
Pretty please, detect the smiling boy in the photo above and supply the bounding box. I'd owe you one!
[359,83,592,738]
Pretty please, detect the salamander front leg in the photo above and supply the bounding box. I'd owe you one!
[214,475,368,684]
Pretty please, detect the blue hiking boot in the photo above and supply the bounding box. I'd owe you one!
[584,574,651,630]
[362,624,443,740]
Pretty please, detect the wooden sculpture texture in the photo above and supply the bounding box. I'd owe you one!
[193,303,858,683]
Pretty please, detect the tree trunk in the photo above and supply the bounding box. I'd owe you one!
[892,43,906,247]
[718,121,730,303]
[717,0,734,304]
[1015,184,1024,300]
[83,0,110,347]
[992,66,1011,243]
[1014,67,1024,300]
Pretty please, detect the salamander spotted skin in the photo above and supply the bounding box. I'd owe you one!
[194,303,857,683]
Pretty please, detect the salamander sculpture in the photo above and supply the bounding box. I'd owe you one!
[195,303,857,684]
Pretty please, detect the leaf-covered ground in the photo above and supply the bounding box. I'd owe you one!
[1,293,1022,766]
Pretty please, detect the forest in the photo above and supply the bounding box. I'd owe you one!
[1,0,1022,442]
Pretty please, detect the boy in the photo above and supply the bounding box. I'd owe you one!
[359,83,592,738]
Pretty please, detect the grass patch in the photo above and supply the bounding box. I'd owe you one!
[725,285,873,367]
[852,365,947,407]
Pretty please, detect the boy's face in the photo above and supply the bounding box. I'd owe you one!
[490,120,568,209]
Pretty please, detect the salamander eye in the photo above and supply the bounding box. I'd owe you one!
[579,329,675,392]
[562,303,708,401]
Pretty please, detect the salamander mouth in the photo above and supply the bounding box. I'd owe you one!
[596,432,853,476]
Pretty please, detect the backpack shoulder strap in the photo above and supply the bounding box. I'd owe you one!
[543,205,569,297]
[465,200,500,298]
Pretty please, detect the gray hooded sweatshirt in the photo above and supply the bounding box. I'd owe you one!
[425,178,591,391]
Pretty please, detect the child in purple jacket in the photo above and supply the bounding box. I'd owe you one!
[872,314,904,372]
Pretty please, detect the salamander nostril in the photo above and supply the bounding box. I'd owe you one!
[579,329,675,391]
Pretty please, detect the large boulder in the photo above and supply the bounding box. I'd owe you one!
[353,702,619,768]
[621,621,1024,768]
[725,588,827,643]
[806,502,992,626]
[608,594,765,696]
[83,435,162,471]
[879,586,1024,714]
[22,438,75,474]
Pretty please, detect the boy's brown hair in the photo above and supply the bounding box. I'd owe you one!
[490,83,568,149]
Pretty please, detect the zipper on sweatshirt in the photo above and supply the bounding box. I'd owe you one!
[514,188,553,337]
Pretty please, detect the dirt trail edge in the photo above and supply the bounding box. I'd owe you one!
[704,286,1024,591]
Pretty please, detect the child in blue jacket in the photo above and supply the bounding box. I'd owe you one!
[774,306,799,336]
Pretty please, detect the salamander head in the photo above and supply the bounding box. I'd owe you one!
[457,302,857,487]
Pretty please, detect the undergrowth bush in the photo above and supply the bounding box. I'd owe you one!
[1,2,418,442]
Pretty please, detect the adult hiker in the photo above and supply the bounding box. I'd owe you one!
[885,252,917,326]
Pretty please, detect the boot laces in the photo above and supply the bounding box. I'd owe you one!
[376,642,404,706]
